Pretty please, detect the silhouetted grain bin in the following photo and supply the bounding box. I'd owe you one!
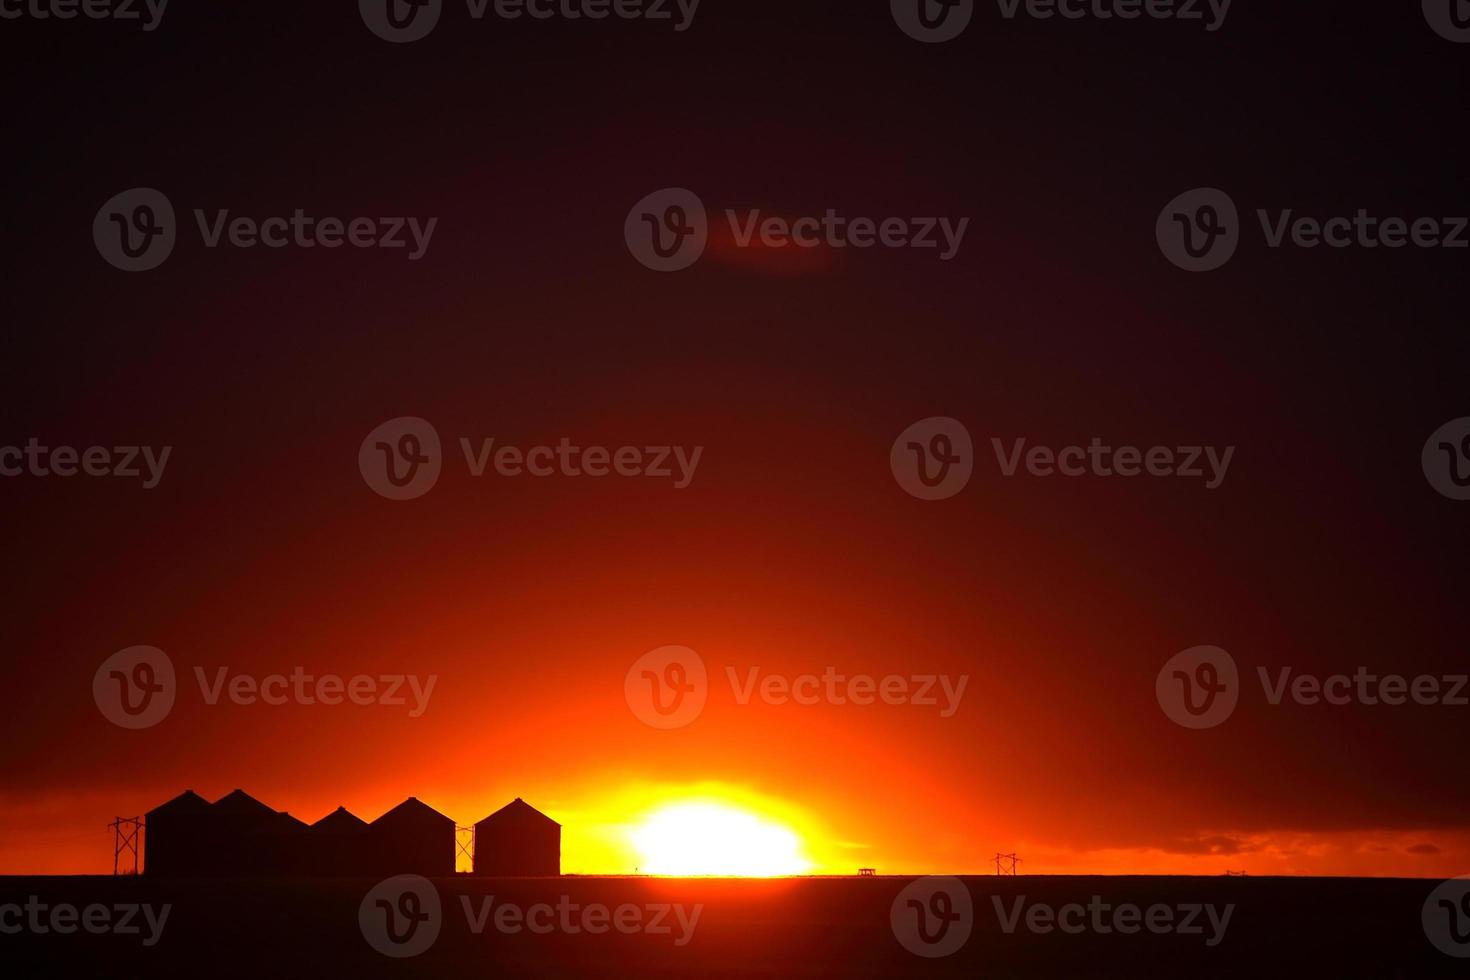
[145,789,309,877]
[250,810,309,876]
[473,798,560,876]
[143,789,212,876]
[208,789,307,875]
[143,789,466,877]
[143,787,307,875]
[307,806,369,876]
[367,797,455,876]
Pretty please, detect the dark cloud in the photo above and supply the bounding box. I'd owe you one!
[1157,836,1248,857]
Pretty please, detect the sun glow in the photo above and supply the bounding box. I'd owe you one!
[630,801,814,876]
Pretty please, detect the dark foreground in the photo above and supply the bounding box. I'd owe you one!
[0,874,1459,978]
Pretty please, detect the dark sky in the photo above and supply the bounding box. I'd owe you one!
[1,1,1467,875]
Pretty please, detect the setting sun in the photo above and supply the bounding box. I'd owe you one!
[631,801,814,876]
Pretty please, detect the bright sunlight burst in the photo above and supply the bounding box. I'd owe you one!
[630,801,814,876]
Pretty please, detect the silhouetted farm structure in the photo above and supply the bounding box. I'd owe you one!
[474,797,562,876]
[138,789,559,877]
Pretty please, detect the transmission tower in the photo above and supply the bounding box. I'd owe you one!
[993,852,1020,876]
[110,817,142,876]
[455,825,475,873]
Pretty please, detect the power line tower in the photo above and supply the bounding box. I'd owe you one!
[455,825,475,874]
[110,817,143,876]
[994,852,1020,876]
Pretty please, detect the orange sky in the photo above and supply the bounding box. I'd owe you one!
[3,397,1467,879]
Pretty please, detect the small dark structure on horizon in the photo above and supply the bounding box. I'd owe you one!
[141,789,553,878]
[473,798,561,876]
